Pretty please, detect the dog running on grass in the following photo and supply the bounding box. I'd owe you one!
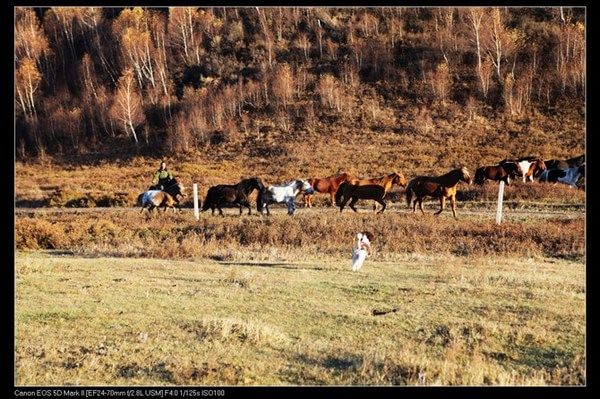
[352,231,373,271]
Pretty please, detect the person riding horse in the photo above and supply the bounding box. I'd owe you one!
[150,161,174,190]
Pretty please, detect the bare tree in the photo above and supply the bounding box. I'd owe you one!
[482,8,520,81]
[297,33,310,61]
[15,7,49,63]
[256,7,274,67]
[110,68,145,144]
[465,8,487,98]
[271,63,295,109]
[427,62,452,104]
[168,7,203,65]
[15,57,42,119]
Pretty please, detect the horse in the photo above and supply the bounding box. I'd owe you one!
[302,172,352,207]
[337,183,388,214]
[201,177,265,216]
[336,172,407,210]
[543,159,570,172]
[257,180,314,215]
[405,167,472,219]
[500,158,546,183]
[566,154,585,168]
[139,178,186,214]
[539,164,585,188]
[541,154,584,173]
[474,164,521,186]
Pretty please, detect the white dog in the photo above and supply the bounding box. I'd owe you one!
[352,232,373,271]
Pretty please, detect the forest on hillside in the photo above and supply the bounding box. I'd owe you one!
[15,7,585,159]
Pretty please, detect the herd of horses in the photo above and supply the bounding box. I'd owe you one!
[139,154,584,219]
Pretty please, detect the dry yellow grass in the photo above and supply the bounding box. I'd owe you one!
[15,208,584,260]
[15,251,584,386]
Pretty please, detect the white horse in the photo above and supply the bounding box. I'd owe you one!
[352,232,372,271]
[258,180,314,215]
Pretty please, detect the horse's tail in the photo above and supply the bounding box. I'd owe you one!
[256,188,266,213]
[474,167,485,185]
[200,190,212,212]
[335,182,347,206]
[405,181,414,207]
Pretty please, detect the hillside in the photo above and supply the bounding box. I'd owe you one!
[15,7,584,164]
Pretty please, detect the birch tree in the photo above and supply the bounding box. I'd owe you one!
[111,68,145,143]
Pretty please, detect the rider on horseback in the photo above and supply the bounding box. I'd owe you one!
[151,160,174,190]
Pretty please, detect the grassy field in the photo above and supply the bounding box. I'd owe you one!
[15,250,584,386]
[14,155,586,386]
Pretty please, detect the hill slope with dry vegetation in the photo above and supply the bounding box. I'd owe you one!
[15,7,585,207]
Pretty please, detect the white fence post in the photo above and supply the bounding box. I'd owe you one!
[193,183,199,221]
[496,181,505,224]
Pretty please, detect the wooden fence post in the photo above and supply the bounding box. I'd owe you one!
[193,183,199,221]
[496,181,505,224]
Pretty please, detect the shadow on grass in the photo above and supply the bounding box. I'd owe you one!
[217,261,324,271]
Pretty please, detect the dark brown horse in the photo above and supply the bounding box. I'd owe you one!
[337,183,388,214]
[201,177,265,216]
[405,167,472,219]
[474,164,521,186]
[302,172,351,207]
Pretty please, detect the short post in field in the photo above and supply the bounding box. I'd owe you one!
[193,183,199,221]
[496,181,505,224]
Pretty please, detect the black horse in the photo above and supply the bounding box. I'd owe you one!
[201,177,265,216]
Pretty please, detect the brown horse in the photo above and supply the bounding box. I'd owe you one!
[500,158,547,183]
[405,167,472,219]
[302,172,352,207]
[337,172,407,210]
[337,183,388,214]
[139,191,179,214]
[474,164,521,186]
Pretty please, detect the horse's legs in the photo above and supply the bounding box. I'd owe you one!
[218,206,224,216]
[376,198,386,214]
[418,199,425,215]
[330,192,336,207]
[349,197,359,213]
[372,202,378,212]
[412,199,417,213]
[140,206,146,214]
[450,195,457,219]
[286,199,296,215]
[241,200,252,215]
[434,197,445,215]
[339,195,350,213]
[305,194,313,208]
